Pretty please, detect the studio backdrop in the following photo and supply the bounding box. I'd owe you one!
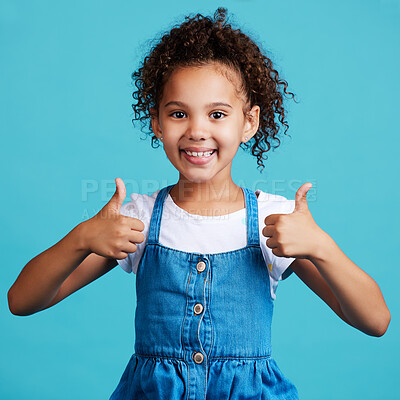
[1,1,398,399]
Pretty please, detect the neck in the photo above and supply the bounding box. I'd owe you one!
[170,177,243,205]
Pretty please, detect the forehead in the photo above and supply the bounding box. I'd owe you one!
[161,63,245,106]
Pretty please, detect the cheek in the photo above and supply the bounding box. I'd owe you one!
[163,143,177,154]
[163,142,182,160]
[218,132,243,149]
[161,134,178,148]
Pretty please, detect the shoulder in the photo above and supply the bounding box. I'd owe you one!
[120,190,160,220]
[116,190,161,274]
[254,189,296,293]
[255,189,295,215]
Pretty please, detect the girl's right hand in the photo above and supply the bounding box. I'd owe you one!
[81,177,145,260]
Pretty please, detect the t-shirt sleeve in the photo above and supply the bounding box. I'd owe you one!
[268,199,296,282]
[116,202,134,273]
[258,193,297,300]
[116,198,148,274]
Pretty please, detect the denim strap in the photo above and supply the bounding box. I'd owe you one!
[242,187,260,247]
[147,184,174,244]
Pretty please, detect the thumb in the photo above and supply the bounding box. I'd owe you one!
[293,182,312,213]
[105,177,126,213]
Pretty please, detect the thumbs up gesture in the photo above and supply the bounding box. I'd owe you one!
[262,183,327,259]
[81,178,145,259]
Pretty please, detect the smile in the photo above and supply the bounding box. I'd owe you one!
[181,149,217,165]
[184,150,215,157]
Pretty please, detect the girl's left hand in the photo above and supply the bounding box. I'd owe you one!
[262,183,328,259]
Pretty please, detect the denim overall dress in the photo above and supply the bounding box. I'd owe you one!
[110,184,299,400]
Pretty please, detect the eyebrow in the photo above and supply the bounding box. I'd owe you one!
[164,101,233,109]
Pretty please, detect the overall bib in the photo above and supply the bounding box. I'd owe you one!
[110,185,299,400]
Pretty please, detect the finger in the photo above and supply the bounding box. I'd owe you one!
[119,242,138,255]
[271,247,284,257]
[265,237,278,249]
[264,213,282,226]
[128,230,145,245]
[107,177,127,213]
[294,182,312,213]
[114,250,130,260]
[127,217,145,232]
[262,225,274,238]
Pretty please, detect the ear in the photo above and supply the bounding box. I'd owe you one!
[242,105,260,143]
[150,107,162,140]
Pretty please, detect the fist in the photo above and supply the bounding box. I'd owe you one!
[262,183,325,259]
[82,177,145,259]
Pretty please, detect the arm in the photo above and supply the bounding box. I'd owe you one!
[264,183,391,337]
[7,223,116,316]
[8,178,144,316]
[42,253,119,311]
[307,236,390,337]
[277,246,390,338]
[288,258,354,327]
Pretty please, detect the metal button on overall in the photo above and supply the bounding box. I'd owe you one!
[192,351,204,364]
[196,260,206,272]
[194,303,204,315]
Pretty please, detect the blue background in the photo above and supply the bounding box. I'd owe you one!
[1,0,399,399]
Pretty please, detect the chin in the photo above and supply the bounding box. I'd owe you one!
[180,171,214,184]
[184,176,210,184]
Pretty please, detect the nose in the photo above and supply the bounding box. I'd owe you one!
[184,116,211,141]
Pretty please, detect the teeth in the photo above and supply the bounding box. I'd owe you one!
[184,150,214,157]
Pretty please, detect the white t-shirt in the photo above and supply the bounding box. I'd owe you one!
[117,189,296,301]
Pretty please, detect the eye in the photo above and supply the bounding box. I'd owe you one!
[211,111,226,120]
[169,111,186,119]
[169,111,226,119]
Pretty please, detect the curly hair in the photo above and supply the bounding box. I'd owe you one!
[131,7,296,172]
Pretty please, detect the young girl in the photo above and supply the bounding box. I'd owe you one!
[8,7,390,400]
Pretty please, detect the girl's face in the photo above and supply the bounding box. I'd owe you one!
[151,63,260,186]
